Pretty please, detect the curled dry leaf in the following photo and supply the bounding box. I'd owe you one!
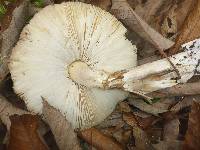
[170,95,200,113]
[42,101,81,150]
[122,113,138,127]
[79,128,123,150]
[0,0,30,82]
[85,0,111,11]
[149,81,200,98]
[96,111,124,129]
[128,98,173,116]
[0,95,30,130]
[163,118,179,141]
[132,126,153,150]
[122,113,154,149]
[169,0,200,55]
[153,140,183,150]
[183,101,200,150]
[7,114,48,150]
[135,115,159,130]
[118,101,132,113]
[111,0,174,50]
[112,129,132,148]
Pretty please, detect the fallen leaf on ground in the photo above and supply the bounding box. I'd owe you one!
[169,0,200,55]
[163,118,179,141]
[0,95,30,130]
[170,95,200,113]
[78,128,123,150]
[133,0,165,24]
[135,115,159,130]
[132,125,154,150]
[112,129,132,148]
[153,140,183,150]
[96,111,124,129]
[148,81,200,98]
[85,0,111,10]
[111,0,174,50]
[128,98,173,116]
[118,101,132,113]
[7,114,48,150]
[183,101,200,150]
[42,101,81,150]
[122,113,138,127]
[0,0,30,83]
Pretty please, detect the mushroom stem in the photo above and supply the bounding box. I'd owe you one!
[106,48,200,93]
[68,39,200,94]
[68,60,109,88]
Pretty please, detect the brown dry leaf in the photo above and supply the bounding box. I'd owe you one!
[170,95,200,113]
[183,101,200,150]
[122,113,154,149]
[118,101,131,113]
[163,118,179,141]
[149,81,200,98]
[7,114,48,150]
[128,98,174,116]
[0,95,30,130]
[112,129,132,148]
[132,126,154,150]
[79,128,123,150]
[0,0,30,82]
[133,0,167,24]
[135,115,159,130]
[172,0,195,32]
[96,111,124,129]
[153,140,183,150]
[42,101,81,150]
[122,113,138,127]
[111,0,174,50]
[85,0,111,11]
[169,0,200,55]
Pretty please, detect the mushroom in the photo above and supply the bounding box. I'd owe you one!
[9,2,137,129]
[9,2,200,129]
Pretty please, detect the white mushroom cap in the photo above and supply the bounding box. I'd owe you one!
[9,2,137,129]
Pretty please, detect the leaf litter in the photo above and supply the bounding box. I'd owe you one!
[0,0,200,149]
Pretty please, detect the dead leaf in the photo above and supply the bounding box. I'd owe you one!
[132,126,153,150]
[170,95,200,113]
[153,140,183,150]
[111,0,174,50]
[169,0,200,55]
[161,5,177,38]
[183,101,200,150]
[173,0,195,32]
[133,0,166,24]
[112,129,132,148]
[122,113,138,127]
[118,101,132,113]
[0,0,30,83]
[42,101,81,150]
[135,115,159,130]
[85,0,111,11]
[149,81,200,98]
[0,95,30,130]
[128,98,173,116]
[163,118,179,141]
[79,128,123,150]
[96,111,124,129]
[7,114,48,150]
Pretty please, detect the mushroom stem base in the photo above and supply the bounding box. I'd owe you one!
[68,60,109,88]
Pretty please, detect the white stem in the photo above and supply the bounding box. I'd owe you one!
[68,39,200,94]
[107,46,200,93]
[68,60,109,88]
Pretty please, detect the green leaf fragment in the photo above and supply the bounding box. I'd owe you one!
[0,4,7,16]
